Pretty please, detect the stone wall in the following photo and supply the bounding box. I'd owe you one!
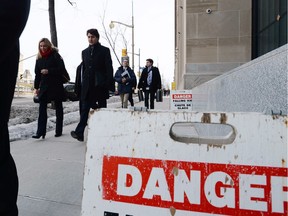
[184,0,252,88]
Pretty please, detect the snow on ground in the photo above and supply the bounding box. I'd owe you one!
[9,96,123,142]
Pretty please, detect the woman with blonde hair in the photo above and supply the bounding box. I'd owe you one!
[32,38,69,139]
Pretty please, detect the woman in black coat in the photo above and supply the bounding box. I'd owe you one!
[33,38,69,139]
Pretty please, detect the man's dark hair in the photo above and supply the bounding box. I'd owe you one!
[146,58,154,65]
[87,28,100,39]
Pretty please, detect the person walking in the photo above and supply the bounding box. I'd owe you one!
[33,38,69,139]
[138,58,162,109]
[75,62,83,115]
[128,88,135,106]
[128,76,137,106]
[0,1,30,215]
[114,59,136,108]
[71,28,114,142]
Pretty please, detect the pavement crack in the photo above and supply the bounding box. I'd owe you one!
[18,194,81,207]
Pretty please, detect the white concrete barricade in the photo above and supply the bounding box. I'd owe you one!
[81,109,288,216]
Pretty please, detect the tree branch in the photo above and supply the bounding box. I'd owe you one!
[67,0,76,6]
[101,19,121,66]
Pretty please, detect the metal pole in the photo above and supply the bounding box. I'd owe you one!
[138,48,140,73]
[19,54,37,62]
[131,0,135,71]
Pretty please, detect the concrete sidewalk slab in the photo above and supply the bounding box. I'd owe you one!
[12,123,85,216]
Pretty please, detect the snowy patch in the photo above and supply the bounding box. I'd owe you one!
[9,97,122,142]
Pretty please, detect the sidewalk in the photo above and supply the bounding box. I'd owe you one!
[11,96,170,216]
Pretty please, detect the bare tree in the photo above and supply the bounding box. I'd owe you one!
[67,0,75,6]
[98,7,122,66]
[48,0,75,47]
[48,0,128,66]
[98,3,132,67]
[101,21,122,65]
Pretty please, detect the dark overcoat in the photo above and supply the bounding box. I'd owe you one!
[81,42,114,103]
[34,50,67,102]
[75,62,82,98]
[138,66,162,92]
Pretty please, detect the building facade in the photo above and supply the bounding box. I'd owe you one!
[16,54,34,93]
[175,0,287,89]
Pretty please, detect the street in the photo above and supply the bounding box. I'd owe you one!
[12,94,33,105]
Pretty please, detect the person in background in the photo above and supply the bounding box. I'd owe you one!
[75,61,83,115]
[33,38,69,139]
[0,1,30,215]
[71,28,114,142]
[114,59,136,108]
[138,58,162,109]
[128,71,137,107]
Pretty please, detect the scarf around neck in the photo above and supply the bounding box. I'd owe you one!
[40,48,53,58]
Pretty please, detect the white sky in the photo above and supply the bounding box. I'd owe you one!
[20,0,175,87]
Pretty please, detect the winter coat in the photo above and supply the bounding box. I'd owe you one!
[75,62,82,98]
[34,50,67,102]
[114,66,136,94]
[80,42,114,103]
[138,66,162,92]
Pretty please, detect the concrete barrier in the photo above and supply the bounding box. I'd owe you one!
[81,109,287,215]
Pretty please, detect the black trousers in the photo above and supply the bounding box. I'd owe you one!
[144,89,156,109]
[75,99,107,138]
[0,44,19,216]
[37,93,63,136]
[128,92,134,106]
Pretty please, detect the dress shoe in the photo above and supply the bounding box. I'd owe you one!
[91,104,99,109]
[70,131,84,142]
[54,133,62,137]
[32,134,45,139]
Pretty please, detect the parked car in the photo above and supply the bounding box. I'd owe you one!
[63,82,79,101]
[63,82,115,101]
[109,91,115,97]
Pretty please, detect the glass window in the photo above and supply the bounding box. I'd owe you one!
[252,0,287,59]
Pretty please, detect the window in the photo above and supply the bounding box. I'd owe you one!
[252,0,287,59]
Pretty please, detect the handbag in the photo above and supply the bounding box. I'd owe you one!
[138,89,144,101]
[53,53,70,83]
[33,94,40,103]
[62,68,70,84]
[156,89,163,102]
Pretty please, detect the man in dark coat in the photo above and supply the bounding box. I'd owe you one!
[71,28,114,141]
[0,1,30,215]
[138,58,162,109]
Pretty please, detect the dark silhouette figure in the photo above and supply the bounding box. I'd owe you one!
[0,1,30,215]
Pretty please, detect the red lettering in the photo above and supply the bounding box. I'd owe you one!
[172,94,192,99]
[102,156,288,215]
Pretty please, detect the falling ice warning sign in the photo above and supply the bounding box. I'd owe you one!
[170,90,193,110]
